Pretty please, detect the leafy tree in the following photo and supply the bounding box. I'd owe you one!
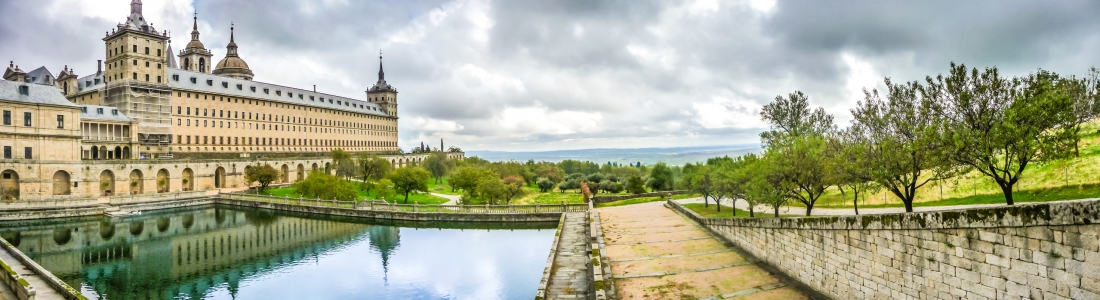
[759,91,835,148]
[849,79,952,212]
[534,163,565,184]
[294,171,357,201]
[386,166,431,204]
[684,165,718,210]
[331,148,356,181]
[558,179,580,193]
[625,176,646,194]
[503,176,526,203]
[449,166,490,193]
[476,177,507,204]
[357,155,393,195]
[601,180,624,194]
[768,135,836,216]
[646,163,674,191]
[830,129,881,215]
[245,164,280,191]
[742,154,788,218]
[536,177,556,192]
[375,179,395,200]
[929,64,1080,205]
[422,152,455,183]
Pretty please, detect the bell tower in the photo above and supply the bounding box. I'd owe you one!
[367,52,398,118]
[178,12,213,73]
[102,0,173,156]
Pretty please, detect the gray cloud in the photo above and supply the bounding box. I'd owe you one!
[2,0,1099,151]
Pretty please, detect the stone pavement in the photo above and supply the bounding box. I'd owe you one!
[430,192,461,205]
[598,202,806,300]
[546,212,593,299]
[675,197,1054,216]
[0,244,65,300]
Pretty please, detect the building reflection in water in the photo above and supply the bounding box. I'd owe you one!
[0,206,403,299]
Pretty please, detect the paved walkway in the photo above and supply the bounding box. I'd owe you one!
[676,197,1030,216]
[430,193,460,205]
[545,212,592,299]
[0,245,65,299]
[598,202,805,300]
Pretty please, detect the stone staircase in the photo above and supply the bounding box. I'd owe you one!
[545,212,592,299]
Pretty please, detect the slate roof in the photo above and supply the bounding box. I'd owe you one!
[167,68,391,117]
[23,66,54,85]
[0,80,79,107]
[80,104,131,122]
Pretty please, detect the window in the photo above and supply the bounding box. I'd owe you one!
[157,76,161,83]
[157,49,162,56]
[132,45,137,52]
[23,112,31,126]
[173,75,179,81]
[145,74,150,81]
[2,146,8,159]
[145,47,149,54]
[2,111,9,125]
[56,115,64,128]
[190,77,196,84]
[112,109,118,115]
[222,82,228,88]
[237,84,243,90]
[132,73,137,80]
[133,60,138,66]
[187,107,191,115]
[207,79,213,86]
[276,91,282,96]
[24,147,31,159]
[97,108,104,114]
[145,61,150,67]
[250,86,256,92]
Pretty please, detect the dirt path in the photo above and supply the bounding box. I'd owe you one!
[597,202,806,300]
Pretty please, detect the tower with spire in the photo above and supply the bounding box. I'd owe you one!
[367,52,399,118]
[212,23,255,80]
[178,12,212,73]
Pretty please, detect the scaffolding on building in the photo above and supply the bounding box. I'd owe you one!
[100,79,173,152]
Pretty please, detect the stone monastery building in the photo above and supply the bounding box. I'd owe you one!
[0,0,460,200]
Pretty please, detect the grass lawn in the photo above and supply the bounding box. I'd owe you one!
[806,183,1100,209]
[426,177,463,196]
[259,186,449,205]
[595,196,665,208]
[683,203,795,218]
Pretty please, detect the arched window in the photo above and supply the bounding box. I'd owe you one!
[199,58,206,73]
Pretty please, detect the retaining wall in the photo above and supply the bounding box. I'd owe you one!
[216,198,566,222]
[590,190,686,204]
[668,199,1100,300]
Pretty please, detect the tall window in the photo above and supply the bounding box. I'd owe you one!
[23,112,31,126]
[23,147,31,159]
[132,45,137,52]
[56,115,64,128]
[2,146,9,159]
[2,111,9,125]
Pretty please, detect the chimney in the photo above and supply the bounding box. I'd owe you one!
[313,85,316,92]
[97,60,102,75]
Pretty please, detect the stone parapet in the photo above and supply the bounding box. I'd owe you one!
[590,190,687,204]
[668,199,1100,300]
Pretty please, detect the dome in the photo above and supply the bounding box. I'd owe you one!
[215,56,250,70]
[185,39,206,50]
[212,24,253,80]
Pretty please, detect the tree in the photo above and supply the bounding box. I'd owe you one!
[422,152,455,184]
[375,179,395,200]
[357,155,393,195]
[476,177,507,205]
[759,91,837,216]
[331,149,355,181]
[830,129,881,215]
[245,165,280,191]
[503,176,526,203]
[536,177,556,193]
[558,179,580,193]
[625,176,646,194]
[742,154,788,218]
[759,91,835,148]
[450,166,493,193]
[534,163,565,184]
[386,166,431,204]
[646,163,674,191]
[294,171,357,201]
[928,64,1080,205]
[684,165,718,211]
[849,79,952,212]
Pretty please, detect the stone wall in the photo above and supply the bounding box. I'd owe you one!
[590,190,686,204]
[216,198,566,223]
[668,199,1100,300]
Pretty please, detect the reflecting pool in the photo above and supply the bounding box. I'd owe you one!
[0,205,557,299]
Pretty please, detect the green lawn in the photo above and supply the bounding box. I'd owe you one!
[805,183,1100,209]
[426,177,463,196]
[259,186,449,205]
[682,203,795,218]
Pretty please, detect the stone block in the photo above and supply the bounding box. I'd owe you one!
[1070,287,1100,300]
[987,253,1011,268]
[979,230,1003,244]
[981,274,1007,290]
[1029,227,1055,241]
[970,284,998,299]
[1007,280,1031,297]
[958,268,981,283]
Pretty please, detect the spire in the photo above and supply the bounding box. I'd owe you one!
[130,0,142,15]
[226,23,239,56]
[190,12,200,41]
[378,50,385,81]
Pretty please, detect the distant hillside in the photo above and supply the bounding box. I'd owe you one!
[466,145,760,166]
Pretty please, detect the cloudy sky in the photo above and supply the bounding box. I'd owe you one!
[2,0,1100,151]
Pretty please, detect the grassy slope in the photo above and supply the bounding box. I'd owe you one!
[683,203,797,218]
[806,121,1100,209]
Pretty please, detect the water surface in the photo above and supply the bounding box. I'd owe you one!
[0,205,556,299]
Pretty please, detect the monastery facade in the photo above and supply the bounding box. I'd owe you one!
[0,0,462,201]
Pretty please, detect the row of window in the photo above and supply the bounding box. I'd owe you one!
[2,146,32,159]
[108,44,161,58]
[174,106,394,131]
[1,111,65,128]
[173,135,395,148]
[175,118,393,137]
[171,79,386,115]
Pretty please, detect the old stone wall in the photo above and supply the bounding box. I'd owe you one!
[668,199,1100,300]
[590,190,686,204]
[216,198,566,223]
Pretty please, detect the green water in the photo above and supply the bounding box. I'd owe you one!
[0,205,557,299]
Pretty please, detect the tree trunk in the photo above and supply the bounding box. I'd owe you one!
[853,190,860,215]
[999,182,1015,205]
[774,206,780,218]
[804,202,813,216]
[404,191,410,204]
[716,197,721,213]
[748,205,754,218]
[703,195,709,208]
[903,198,913,212]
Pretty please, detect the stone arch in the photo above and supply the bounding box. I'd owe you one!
[311,163,318,171]
[128,169,143,194]
[297,164,305,182]
[99,147,108,160]
[325,162,331,174]
[1,169,18,200]
[100,221,115,240]
[52,170,71,195]
[53,229,71,245]
[156,218,170,232]
[215,167,226,188]
[91,145,99,159]
[114,146,122,160]
[280,164,289,183]
[123,146,131,159]
[156,169,170,193]
[243,165,254,187]
[182,214,194,230]
[99,170,115,196]
[182,168,194,191]
[129,221,144,236]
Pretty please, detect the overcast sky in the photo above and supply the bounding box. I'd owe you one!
[3,0,1100,151]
